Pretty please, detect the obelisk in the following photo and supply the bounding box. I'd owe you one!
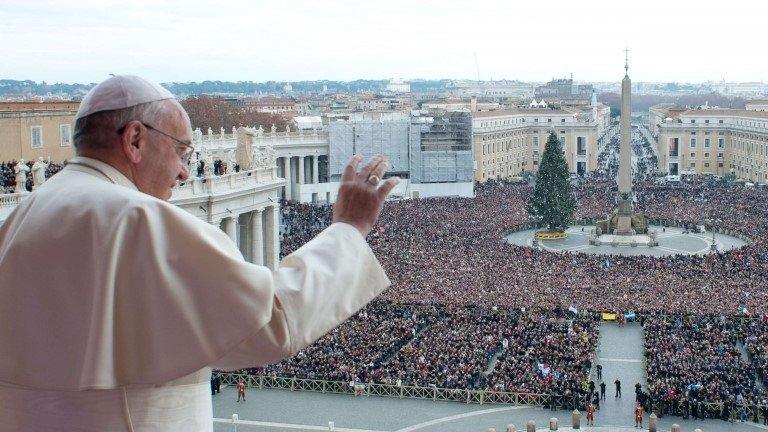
[619,54,632,195]
[615,49,634,234]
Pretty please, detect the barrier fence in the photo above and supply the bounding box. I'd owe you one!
[218,373,549,406]
[219,372,768,425]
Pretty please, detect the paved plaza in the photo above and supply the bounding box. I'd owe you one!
[505,225,748,257]
[212,323,765,432]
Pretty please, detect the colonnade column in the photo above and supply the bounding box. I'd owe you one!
[250,209,264,266]
[312,156,319,184]
[264,205,279,271]
[298,156,305,185]
[223,215,237,244]
[297,156,305,202]
[282,157,292,201]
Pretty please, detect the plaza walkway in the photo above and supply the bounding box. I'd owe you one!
[591,321,647,428]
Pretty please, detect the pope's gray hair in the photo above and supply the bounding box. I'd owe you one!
[73,100,174,151]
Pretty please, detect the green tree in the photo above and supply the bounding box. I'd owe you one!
[526,132,577,232]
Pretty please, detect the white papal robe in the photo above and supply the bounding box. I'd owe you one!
[0,156,390,431]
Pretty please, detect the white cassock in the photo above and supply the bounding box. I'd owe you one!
[0,156,390,431]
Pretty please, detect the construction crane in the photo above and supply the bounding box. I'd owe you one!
[474,52,481,82]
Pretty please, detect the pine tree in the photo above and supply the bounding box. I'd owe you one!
[526,132,577,232]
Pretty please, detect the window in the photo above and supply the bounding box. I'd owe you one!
[718,153,724,158]
[719,119,724,124]
[691,119,696,123]
[690,138,696,148]
[705,119,709,124]
[60,124,72,146]
[690,162,696,168]
[31,126,43,149]
[705,162,710,168]
[704,139,710,148]
[718,138,724,148]
[704,153,710,158]
[547,118,552,123]
[533,136,539,146]
[690,153,696,158]
[561,118,565,123]
[670,138,679,157]
[577,137,586,156]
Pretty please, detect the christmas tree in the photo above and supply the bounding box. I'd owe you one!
[526,132,577,233]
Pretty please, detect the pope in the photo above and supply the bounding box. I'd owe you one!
[0,75,399,431]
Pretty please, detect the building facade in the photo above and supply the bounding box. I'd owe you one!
[534,78,594,102]
[386,79,411,93]
[746,99,768,112]
[0,102,78,162]
[471,109,600,181]
[446,80,534,98]
[656,109,768,182]
[326,111,473,185]
[244,97,297,114]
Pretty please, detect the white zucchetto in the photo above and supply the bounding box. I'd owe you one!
[75,75,175,120]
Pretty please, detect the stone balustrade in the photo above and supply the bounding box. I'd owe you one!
[0,193,26,208]
[171,166,277,201]
[193,128,328,153]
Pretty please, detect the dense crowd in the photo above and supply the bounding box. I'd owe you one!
[279,180,768,316]
[269,177,768,416]
[252,302,600,398]
[260,302,433,383]
[485,312,599,396]
[644,316,768,420]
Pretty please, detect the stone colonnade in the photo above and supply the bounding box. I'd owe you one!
[219,205,280,269]
[276,155,323,202]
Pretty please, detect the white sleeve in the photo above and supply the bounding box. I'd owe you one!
[211,222,390,369]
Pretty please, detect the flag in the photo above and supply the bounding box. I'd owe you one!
[538,363,551,377]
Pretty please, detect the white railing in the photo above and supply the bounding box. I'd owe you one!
[0,193,26,208]
[170,166,279,201]
[195,130,329,152]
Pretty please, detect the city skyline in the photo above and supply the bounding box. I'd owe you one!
[3,1,768,84]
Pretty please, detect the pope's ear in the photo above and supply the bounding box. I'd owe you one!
[119,121,145,164]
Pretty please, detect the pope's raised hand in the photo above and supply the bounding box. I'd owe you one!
[332,154,399,237]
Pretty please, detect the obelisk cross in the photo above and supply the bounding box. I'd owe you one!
[624,47,630,74]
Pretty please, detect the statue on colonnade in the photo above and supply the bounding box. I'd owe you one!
[31,157,49,189]
[14,159,30,193]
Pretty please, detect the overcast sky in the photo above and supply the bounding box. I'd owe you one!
[3,0,767,84]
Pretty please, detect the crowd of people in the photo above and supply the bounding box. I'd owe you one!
[485,312,599,397]
[269,177,768,417]
[259,302,432,383]
[644,316,768,421]
[278,179,768,316]
[250,302,601,398]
